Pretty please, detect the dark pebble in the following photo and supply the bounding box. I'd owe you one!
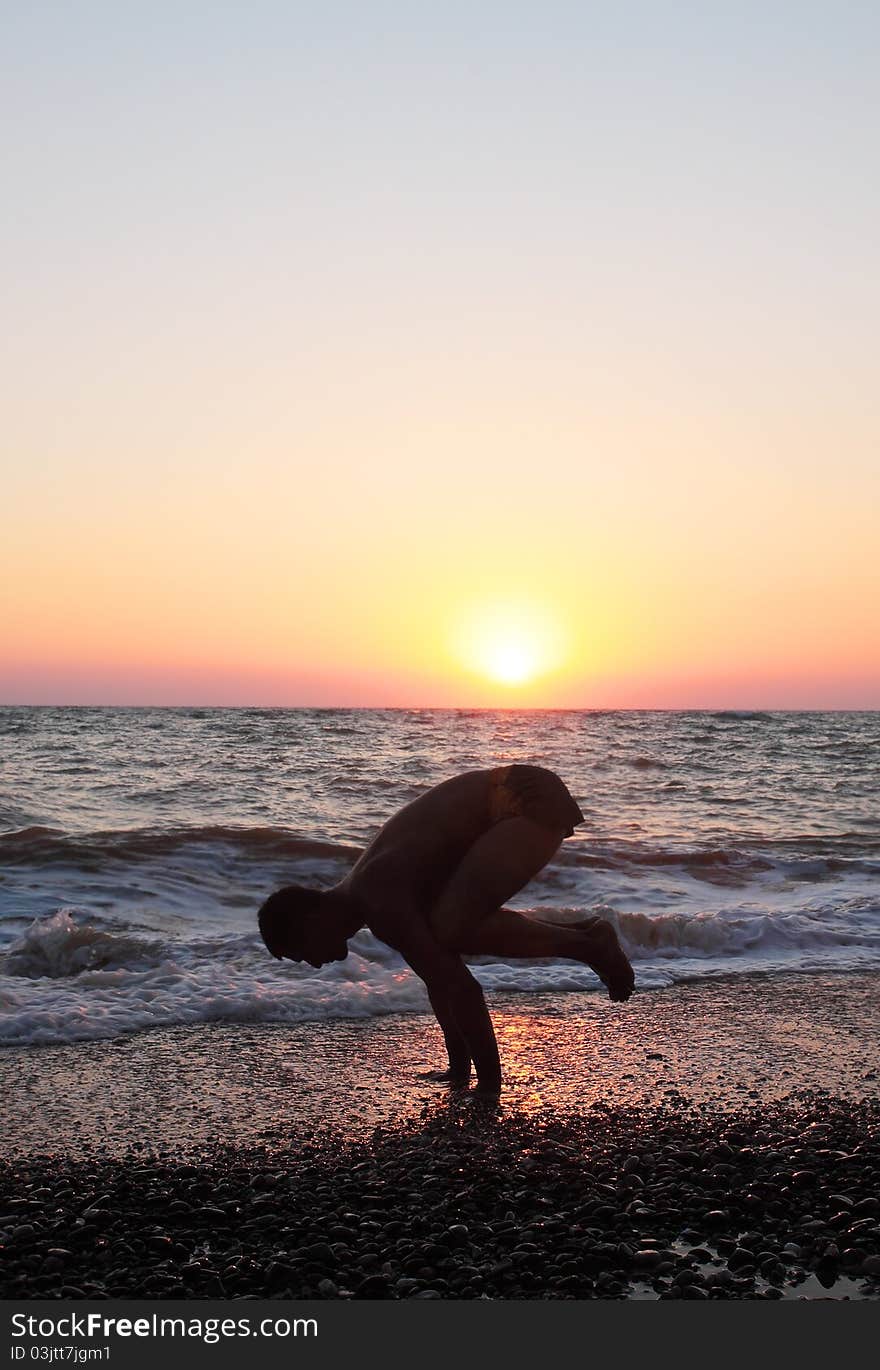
[356,1275,392,1298]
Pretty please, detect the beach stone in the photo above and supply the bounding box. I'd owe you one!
[265,1261,296,1289]
[356,1275,392,1298]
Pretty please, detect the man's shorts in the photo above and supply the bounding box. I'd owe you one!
[487,764,584,838]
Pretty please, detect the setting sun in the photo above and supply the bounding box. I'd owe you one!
[484,639,537,686]
[451,599,569,692]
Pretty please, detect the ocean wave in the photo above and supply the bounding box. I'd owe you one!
[612,898,880,957]
[709,711,775,722]
[2,900,879,1046]
[7,823,875,882]
[0,824,362,867]
[0,911,429,1045]
[558,840,880,882]
[4,914,166,979]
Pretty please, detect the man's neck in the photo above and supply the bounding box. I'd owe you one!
[324,884,366,936]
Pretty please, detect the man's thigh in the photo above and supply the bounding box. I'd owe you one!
[428,816,566,949]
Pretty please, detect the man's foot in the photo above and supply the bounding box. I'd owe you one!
[417,1068,471,1087]
[467,1086,502,1108]
[572,917,635,1002]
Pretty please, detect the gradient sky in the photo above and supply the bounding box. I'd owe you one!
[3,2,878,707]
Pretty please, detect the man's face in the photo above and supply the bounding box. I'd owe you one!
[286,919,348,969]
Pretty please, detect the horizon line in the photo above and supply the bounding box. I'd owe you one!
[1,702,878,714]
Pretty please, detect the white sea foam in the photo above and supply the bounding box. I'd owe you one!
[2,900,879,1046]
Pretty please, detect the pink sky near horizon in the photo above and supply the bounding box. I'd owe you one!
[2,659,878,712]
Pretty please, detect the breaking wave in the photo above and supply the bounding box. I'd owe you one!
[2,899,878,1046]
[0,824,361,867]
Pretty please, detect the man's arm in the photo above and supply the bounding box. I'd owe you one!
[397,924,501,1093]
[424,982,472,1082]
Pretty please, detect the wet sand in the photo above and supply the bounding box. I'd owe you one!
[3,971,878,1154]
[2,971,879,1300]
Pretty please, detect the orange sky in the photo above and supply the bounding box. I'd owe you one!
[2,5,878,707]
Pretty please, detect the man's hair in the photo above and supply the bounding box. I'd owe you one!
[257,885,322,960]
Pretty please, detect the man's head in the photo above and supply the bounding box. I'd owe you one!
[257,885,350,968]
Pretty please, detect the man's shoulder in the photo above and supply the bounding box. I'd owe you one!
[345,844,421,916]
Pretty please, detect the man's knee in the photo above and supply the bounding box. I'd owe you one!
[429,907,469,952]
[430,877,497,950]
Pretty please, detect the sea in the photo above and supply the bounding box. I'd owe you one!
[1,707,878,1046]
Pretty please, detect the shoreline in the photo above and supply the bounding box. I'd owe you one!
[3,970,878,1157]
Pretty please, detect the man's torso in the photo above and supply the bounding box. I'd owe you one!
[341,770,494,927]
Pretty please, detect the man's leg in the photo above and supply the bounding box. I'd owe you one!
[429,817,566,944]
[458,907,634,1001]
[429,817,634,1001]
[420,982,472,1083]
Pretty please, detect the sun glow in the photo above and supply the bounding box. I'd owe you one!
[484,639,537,686]
[452,599,569,691]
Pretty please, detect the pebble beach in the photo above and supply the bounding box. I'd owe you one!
[3,972,879,1301]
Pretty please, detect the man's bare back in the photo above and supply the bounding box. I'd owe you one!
[257,765,634,1095]
[339,765,581,921]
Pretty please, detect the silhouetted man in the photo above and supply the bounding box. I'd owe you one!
[258,764,634,1094]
